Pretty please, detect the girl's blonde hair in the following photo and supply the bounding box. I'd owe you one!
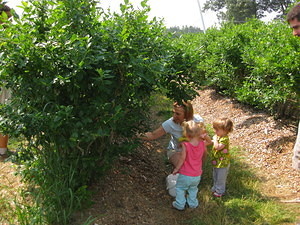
[213,117,233,133]
[173,100,194,121]
[182,120,202,139]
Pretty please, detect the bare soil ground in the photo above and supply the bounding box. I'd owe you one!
[1,88,299,224]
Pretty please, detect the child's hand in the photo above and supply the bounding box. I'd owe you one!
[202,133,212,146]
[172,168,179,175]
[200,133,207,139]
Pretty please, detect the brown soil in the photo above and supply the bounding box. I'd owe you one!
[1,88,299,224]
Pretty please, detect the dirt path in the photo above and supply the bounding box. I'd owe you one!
[193,88,299,201]
[73,88,300,224]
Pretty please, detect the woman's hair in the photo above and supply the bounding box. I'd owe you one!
[287,2,300,22]
[173,100,194,121]
[213,117,233,133]
[0,3,11,13]
[0,2,11,23]
[182,120,202,139]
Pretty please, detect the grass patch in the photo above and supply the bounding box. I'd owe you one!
[191,146,298,225]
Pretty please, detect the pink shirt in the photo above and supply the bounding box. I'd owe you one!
[179,141,205,177]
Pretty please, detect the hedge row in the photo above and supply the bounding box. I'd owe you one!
[175,19,300,118]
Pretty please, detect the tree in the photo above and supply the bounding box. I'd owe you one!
[203,0,294,23]
[167,26,203,37]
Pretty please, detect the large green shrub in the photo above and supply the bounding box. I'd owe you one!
[176,19,299,118]
[0,0,199,223]
[239,20,300,116]
[169,33,207,87]
[198,21,256,95]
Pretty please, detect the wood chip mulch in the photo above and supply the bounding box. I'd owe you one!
[192,88,299,201]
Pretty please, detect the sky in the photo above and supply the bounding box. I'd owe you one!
[100,0,219,30]
[7,0,219,30]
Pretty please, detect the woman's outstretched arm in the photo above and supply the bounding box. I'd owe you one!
[139,126,166,141]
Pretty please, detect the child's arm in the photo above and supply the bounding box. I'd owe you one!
[172,145,187,174]
[200,133,212,146]
[212,135,225,150]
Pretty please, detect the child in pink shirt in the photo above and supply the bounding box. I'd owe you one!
[172,120,211,210]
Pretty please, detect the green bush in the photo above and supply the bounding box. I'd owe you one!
[175,19,299,118]
[199,23,251,94]
[239,20,300,116]
[0,0,200,223]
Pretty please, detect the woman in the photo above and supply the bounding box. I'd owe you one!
[140,100,194,167]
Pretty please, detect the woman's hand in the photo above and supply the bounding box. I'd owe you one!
[139,126,166,141]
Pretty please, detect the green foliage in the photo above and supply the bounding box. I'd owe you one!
[198,22,251,95]
[161,39,202,101]
[167,26,203,37]
[1,0,299,223]
[19,148,92,224]
[239,20,300,112]
[0,0,200,223]
[168,33,208,89]
[204,0,293,22]
[175,19,299,118]
[204,0,258,23]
